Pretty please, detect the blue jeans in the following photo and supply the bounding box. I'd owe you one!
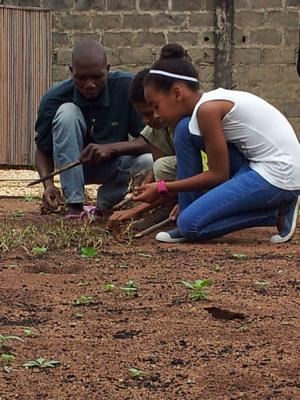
[174,117,300,241]
[52,103,153,209]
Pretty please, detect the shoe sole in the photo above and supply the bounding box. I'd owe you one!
[270,196,300,244]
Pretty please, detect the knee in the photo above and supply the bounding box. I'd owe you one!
[153,156,176,181]
[177,210,199,240]
[53,103,85,128]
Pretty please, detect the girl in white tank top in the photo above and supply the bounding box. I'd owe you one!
[134,44,300,244]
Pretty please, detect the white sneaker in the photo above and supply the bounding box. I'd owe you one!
[270,196,300,243]
[155,228,186,243]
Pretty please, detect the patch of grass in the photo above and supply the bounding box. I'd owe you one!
[129,367,144,379]
[0,335,23,350]
[181,279,213,301]
[0,218,111,253]
[32,246,48,255]
[102,283,117,292]
[232,253,247,260]
[23,357,61,369]
[255,280,269,292]
[81,247,97,258]
[120,280,139,297]
[74,295,93,306]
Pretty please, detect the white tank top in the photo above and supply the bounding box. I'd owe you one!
[189,88,300,190]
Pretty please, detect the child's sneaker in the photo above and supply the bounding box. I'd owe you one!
[155,228,186,243]
[270,196,300,243]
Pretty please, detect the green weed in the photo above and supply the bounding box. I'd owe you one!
[120,281,139,297]
[32,246,48,255]
[181,279,213,301]
[129,367,144,379]
[0,335,23,349]
[232,253,247,260]
[23,357,61,369]
[102,283,116,292]
[81,247,97,258]
[74,295,93,306]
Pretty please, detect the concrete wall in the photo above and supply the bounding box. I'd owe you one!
[2,0,300,137]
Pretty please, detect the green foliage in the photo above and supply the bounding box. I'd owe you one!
[129,367,144,379]
[23,328,35,337]
[232,253,247,260]
[0,335,23,349]
[23,357,61,369]
[181,279,213,301]
[32,246,48,255]
[102,283,116,292]
[120,281,139,297]
[74,295,93,306]
[1,353,15,363]
[255,280,269,291]
[81,247,97,258]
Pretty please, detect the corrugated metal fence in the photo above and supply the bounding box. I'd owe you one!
[0,5,52,166]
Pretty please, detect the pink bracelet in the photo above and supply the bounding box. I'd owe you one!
[156,180,169,197]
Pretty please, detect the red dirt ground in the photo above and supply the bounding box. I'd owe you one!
[0,198,299,400]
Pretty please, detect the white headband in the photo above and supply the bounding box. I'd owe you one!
[149,69,198,83]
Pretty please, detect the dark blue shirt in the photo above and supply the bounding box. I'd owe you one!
[35,71,144,153]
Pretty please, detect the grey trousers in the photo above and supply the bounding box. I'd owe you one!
[52,102,153,209]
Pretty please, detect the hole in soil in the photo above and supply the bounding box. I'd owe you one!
[204,307,247,320]
[113,330,141,339]
[24,264,83,274]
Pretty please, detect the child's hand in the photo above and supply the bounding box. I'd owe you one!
[169,204,179,220]
[133,183,160,203]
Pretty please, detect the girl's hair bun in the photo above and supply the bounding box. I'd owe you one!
[160,43,188,59]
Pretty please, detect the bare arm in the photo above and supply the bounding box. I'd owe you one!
[80,135,150,164]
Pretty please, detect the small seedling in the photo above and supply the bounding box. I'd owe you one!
[255,280,269,291]
[32,246,48,255]
[15,210,24,217]
[77,280,91,287]
[138,252,151,258]
[75,312,84,319]
[232,253,247,260]
[23,328,36,337]
[80,247,97,258]
[181,279,213,301]
[120,281,139,297]
[74,295,93,306]
[1,353,15,363]
[102,283,116,292]
[186,378,196,385]
[129,367,144,379]
[0,335,23,349]
[23,357,61,369]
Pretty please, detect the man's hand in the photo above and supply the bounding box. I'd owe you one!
[43,185,64,210]
[80,143,113,164]
[133,182,160,204]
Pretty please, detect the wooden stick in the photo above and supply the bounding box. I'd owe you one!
[112,193,133,210]
[27,160,81,187]
[134,217,172,238]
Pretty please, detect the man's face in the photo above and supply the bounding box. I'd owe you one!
[133,102,166,129]
[71,58,108,100]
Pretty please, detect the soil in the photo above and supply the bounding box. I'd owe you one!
[0,198,299,400]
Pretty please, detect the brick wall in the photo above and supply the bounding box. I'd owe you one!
[2,0,300,137]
